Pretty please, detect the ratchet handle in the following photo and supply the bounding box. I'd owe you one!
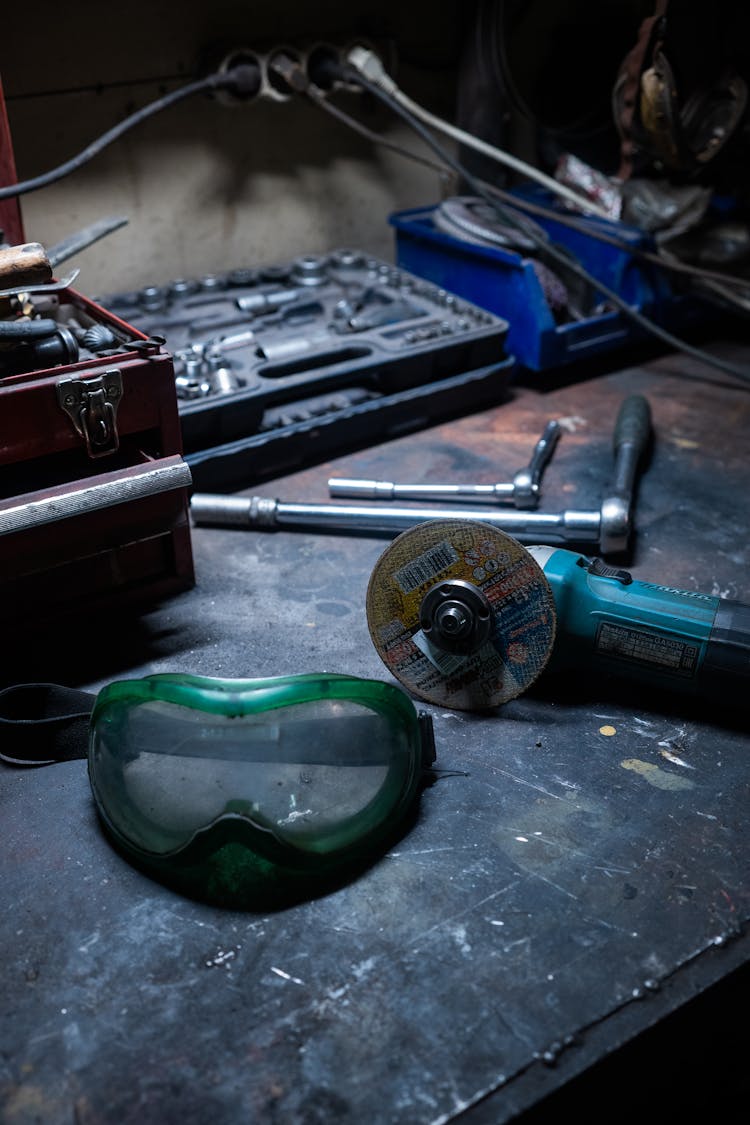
[610,394,651,501]
[613,394,651,459]
[528,420,561,486]
[512,418,562,507]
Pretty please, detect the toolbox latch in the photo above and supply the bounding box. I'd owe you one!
[56,370,123,458]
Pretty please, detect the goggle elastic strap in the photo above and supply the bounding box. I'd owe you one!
[0,683,437,771]
[0,682,95,765]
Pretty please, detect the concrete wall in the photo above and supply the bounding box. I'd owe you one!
[2,1,470,297]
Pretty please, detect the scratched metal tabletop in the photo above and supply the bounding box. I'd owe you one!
[2,343,749,1124]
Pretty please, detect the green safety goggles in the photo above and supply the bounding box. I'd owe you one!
[85,672,435,900]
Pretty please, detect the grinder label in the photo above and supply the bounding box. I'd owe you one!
[595,621,699,675]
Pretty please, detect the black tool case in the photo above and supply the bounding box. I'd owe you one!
[103,250,514,491]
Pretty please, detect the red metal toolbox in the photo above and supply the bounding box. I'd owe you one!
[0,288,195,629]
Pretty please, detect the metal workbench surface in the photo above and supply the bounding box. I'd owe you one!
[2,343,749,1124]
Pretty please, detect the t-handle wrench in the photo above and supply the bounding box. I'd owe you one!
[598,392,652,554]
[327,420,561,510]
[191,397,651,555]
[190,491,602,546]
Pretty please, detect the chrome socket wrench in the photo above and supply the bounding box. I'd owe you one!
[327,420,560,509]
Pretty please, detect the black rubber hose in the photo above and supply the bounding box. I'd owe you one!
[0,317,58,338]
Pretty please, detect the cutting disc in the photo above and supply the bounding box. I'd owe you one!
[366,520,557,711]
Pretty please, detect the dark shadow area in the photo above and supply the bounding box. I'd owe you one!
[509,312,743,397]
[508,960,750,1125]
[525,663,750,735]
[0,598,201,688]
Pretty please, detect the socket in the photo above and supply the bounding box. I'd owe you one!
[265,45,306,101]
[211,46,264,105]
[305,42,344,92]
[302,37,396,95]
[210,37,395,103]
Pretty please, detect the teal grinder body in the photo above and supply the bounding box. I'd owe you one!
[528,546,750,702]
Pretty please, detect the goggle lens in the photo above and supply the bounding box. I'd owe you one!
[88,675,433,872]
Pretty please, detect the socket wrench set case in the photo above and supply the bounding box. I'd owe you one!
[101,249,514,491]
[0,287,195,629]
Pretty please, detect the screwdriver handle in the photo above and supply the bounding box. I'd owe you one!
[0,242,52,289]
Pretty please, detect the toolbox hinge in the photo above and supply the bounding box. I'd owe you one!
[56,369,123,458]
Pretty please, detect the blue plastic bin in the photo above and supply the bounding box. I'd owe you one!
[390,191,688,371]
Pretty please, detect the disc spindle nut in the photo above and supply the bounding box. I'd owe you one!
[419,579,493,655]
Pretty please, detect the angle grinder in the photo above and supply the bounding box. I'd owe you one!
[365,519,749,711]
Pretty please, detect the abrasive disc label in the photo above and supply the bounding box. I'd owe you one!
[366,520,557,711]
[393,540,460,593]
